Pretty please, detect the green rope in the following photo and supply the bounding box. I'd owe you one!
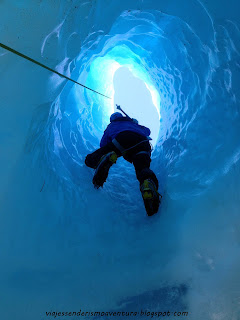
[0,42,112,100]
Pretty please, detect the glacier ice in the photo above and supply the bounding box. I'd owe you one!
[0,1,240,320]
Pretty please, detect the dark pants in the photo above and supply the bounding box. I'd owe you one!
[85,131,158,189]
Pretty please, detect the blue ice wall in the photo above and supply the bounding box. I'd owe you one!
[0,1,240,320]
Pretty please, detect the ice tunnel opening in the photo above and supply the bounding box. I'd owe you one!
[52,30,165,191]
[76,45,161,149]
[113,66,160,146]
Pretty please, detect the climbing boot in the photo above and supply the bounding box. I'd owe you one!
[93,151,118,189]
[140,179,162,216]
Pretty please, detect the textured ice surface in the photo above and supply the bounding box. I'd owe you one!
[0,1,240,320]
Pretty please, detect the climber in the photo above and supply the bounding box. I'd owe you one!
[85,110,161,216]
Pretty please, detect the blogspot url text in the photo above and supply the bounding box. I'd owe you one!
[45,309,189,319]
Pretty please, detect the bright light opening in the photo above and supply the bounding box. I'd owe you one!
[81,45,161,146]
[113,67,160,146]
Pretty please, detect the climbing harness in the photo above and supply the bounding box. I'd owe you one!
[112,138,152,157]
[0,42,112,99]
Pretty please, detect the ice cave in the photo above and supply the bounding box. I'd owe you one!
[0,1,239,320]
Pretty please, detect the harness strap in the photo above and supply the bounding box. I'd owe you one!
[135,151,151,157]
[112,138,126,155]
[112,138,151,157]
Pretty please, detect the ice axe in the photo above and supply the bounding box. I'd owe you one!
[116,104,139,124]
[116,104,132,119]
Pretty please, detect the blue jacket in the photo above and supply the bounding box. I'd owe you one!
[100,117,151,147]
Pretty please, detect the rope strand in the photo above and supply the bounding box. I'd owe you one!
[0,42,112,100]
